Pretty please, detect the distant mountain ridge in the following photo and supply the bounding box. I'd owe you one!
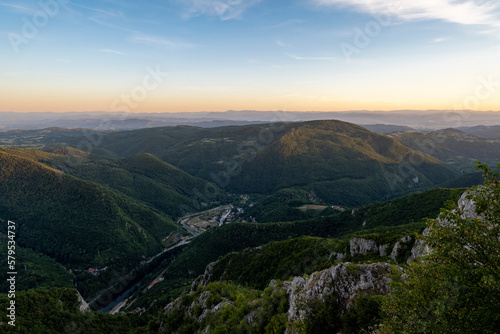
[1,110,499,131]
[390,128,500,171]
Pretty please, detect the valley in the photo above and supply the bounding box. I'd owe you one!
[0,119,498,333]
[4,1,500,330]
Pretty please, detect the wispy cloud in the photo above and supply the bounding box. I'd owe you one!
[179,0,263,20]
[276,40,288,47]
[312,0,500,28]
[264,19,305,29]
[285,53,337,61]
[68,3,158,31]
[72,4,123,18]
[99,49,125,56]
[431,37,447,43]
[129,33,193,49]
[0,2,36,14]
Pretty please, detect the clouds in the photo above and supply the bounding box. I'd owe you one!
[178,0,263,20]
[313,0,500,28]
[285,53,337,61]
[99,49,125,56]
[431,37,447,44]
[129,33,193,49]
[0,2,36,15]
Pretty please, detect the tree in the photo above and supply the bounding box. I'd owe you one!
[381,162,500,333]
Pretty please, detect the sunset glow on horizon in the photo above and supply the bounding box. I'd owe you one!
[2,0,500,113]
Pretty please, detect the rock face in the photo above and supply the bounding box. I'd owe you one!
[163,262,394,334]
[76,290,90,312]
[407,191,478,263]
[348,237,392,258]
[283,262,392,332]
[407,228,431,263]
[349,238,378,257]
[191,260,219,292]
[457,191,480,220]
[390,236,413,262]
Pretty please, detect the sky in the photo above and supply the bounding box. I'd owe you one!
[1,0,500,113]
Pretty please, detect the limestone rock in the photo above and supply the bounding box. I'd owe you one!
[390,236,412,262]
[191,260,219,291]
[349,238,378,257]
[284,262,392,331]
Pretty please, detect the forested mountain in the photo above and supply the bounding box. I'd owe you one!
[390,128,500,171]
[125,187,464,314]
[459,125,500,139]
[0,147,223,219]
[0,150,182,297]
[0,120,497,333]
[59,153,224,219]
[85,120,456,206]
[0,184,480,333]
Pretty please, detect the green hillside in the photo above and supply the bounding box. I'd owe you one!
[0,147,225,219]
[390,128,500,172]
[128,187,464,312]
[0,288,145,333]
[0,231,73,291]
[206,231,415,291]
[0,151,181,297]
[87,120,456,206]
[61,153,225,219]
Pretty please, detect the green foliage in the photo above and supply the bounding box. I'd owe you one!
[437,171,484,189]
[60,153,225,219]
[152,281,289,333]
[209,236,339,289]
[0,151,180,298]
[294,292,383,334]
[382,162,500,333]
[0,232,73,291]
[132,187,463,312]
[245,189,313,223]
[391,129,500,172]
[85,120,456,206]
[0,288,147,333]
[343,294,384,334]
[299,293,343,334]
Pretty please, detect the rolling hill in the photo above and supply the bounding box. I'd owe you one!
[58,152,225,219]
[89,120,456,206]
[0,147,223,219]
[126,187,464,313]
[0,150,182,298]
[390,128,500,171]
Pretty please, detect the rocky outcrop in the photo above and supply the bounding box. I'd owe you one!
[407,191,478,263]
[328,252,346,262]
[191,260,219,292]
[457,191,480,220]
[76,290,90,312]
[349,237,390,257]
[390,236,412,262]
[284,262,393,332]
[407,228,431,263]
[163,262,394,334]
[349,238,378,256]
